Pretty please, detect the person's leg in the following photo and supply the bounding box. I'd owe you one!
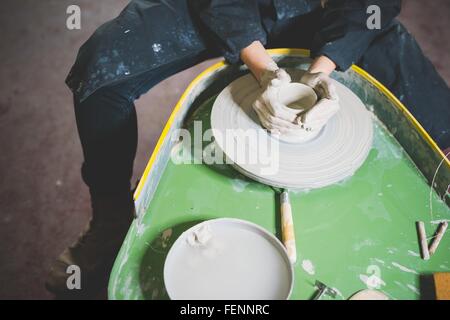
[268,14,450,149]
[358,21,450,150]
[46,2,214,297]
[47,57,213,299]
[46,80,138,298]
[75,55,211,199]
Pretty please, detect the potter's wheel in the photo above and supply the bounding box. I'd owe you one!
[210,71,373,189]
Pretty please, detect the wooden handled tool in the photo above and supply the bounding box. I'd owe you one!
[434,272,450,300]
[416,221,430,260]
[429,221,448,256]
[416,221,448,260]
[280,190,297,264]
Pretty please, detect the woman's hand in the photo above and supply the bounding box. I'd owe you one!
[299,56,340,131]
[240,41,276,83]
[300,72,338,100]
[253,68,303,134]
[302,55,338,99]
[241,42,340,133]
[241,41,300,133]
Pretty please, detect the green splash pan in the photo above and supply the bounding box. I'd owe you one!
[108,49,450,300]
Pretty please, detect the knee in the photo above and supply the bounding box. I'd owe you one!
[75,86,137,194]
[74,86,136,144]
[382,20,419,54]
[66,20,133,101]
[359,20,421,83]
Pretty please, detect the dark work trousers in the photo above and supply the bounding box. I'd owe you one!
[74,10,450,198]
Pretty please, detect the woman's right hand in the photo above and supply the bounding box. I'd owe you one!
[252,67,302,134]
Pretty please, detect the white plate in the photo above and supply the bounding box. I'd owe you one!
[164,218,294,300]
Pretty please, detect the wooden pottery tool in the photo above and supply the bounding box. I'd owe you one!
[416,221,448,260]
[433,272,450,300]
[429,221,448,256]
[272,187,297,264]
[416,221,430,260]
[280,189,296,264]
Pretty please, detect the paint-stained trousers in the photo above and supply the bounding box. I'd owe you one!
[74,12,450,197]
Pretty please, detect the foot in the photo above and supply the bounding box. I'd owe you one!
[45,193,134,299]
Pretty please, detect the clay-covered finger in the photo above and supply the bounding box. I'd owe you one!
[269,100,299,122]
[302,98,340,129]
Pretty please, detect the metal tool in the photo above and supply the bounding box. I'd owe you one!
[313,280,337,300]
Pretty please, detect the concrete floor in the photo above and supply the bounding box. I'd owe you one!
[0,0,448,299]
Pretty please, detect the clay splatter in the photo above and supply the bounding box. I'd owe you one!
[152,43,162,53]
[136,221,146,236]
[431,219,450,225]
[331,287,345,299]
[231,178,249,192]
[151,288,159,299]
[161,228,173,248]
[359,274,386,289]
[387,247,398,254]
[406,284,420,295]
[407,250,420,257]
[353,239,377,251]
[301,259,315,275]
[391,262,418,274]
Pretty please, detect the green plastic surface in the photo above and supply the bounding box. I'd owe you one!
[109,96,450,300]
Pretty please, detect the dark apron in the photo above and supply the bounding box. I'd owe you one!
[67,0,209,102]
[66,0,320,102]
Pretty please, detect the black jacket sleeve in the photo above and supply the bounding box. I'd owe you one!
[189,0,268,64]
[311,0,401,71]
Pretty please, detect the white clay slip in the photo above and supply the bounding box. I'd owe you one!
[163,218,293,300]
[210,70,373,189]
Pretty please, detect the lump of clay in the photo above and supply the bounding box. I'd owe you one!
[277,83,317,114]
[186,223,212,247]
[273,83,320,143]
